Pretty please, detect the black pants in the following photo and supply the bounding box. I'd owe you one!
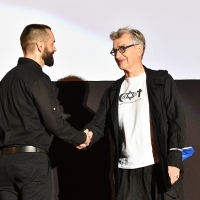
[0,152,51,200]
[117,164,184,200]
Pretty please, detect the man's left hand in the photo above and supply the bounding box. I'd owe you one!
[168,166,180,184]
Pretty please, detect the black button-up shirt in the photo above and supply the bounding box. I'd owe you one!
[0,58,86,150]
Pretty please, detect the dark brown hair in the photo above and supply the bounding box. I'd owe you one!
[20,24,51,53]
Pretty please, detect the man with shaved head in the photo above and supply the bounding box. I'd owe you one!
[0,24,92,200]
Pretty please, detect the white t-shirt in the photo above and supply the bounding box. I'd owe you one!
[118,72,159,169]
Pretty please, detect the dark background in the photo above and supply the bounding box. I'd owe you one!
[49,80,199,200]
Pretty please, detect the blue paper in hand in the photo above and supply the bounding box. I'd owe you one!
[181,147,195,161]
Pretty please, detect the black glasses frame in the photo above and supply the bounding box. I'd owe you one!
[110,44,139,56]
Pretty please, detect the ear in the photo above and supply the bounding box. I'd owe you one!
[137,44,143,57]
[36,40,44,53]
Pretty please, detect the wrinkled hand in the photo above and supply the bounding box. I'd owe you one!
[76,129,93,149]
[168,166,180,184]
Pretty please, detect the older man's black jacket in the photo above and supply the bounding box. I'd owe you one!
[85,67,186,193]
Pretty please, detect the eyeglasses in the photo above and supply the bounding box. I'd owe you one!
[110,44,139,56]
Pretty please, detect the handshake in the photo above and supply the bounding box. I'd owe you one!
[76,129,93,149]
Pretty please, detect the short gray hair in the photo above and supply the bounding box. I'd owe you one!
[110,27,146,58]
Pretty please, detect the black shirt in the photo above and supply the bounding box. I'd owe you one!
[0,57,86,150]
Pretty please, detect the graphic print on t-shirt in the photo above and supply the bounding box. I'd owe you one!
[118,89,142,104]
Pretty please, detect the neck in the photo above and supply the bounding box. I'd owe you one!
[24,53,44,68]
[124,63,145,78]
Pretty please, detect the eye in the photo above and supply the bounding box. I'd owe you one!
[119,46,126,53]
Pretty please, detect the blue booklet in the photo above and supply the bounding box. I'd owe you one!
[170,146,194,161]
[181,147,195,161]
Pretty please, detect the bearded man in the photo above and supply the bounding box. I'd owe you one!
[0,24,91,200]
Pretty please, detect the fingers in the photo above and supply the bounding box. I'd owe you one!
[170,175,179,184]
[87,130,93,138]
[84,129,93,145]
[76,129,93,150]
[84,129,92,138]
[76,144,87,149]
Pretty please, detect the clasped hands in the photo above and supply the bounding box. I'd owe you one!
[76,129,93,149]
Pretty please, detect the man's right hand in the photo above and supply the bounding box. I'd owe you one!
[76,129,93,149]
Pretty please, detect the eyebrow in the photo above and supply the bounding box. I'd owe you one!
[113,44,129,49]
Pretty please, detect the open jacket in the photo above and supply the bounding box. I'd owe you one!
[85,67,186,193]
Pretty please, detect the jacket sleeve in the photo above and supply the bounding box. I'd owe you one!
[84,87,110,145]
[29,75,86,145]
[164,74,186,168]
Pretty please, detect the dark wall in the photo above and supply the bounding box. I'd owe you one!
[175,80,200,200]
[49,80,199,200]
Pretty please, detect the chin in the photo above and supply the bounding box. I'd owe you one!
[118,65,127,71]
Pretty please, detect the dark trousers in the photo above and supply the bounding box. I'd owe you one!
[117,164,184,200]
[0,152,51,200]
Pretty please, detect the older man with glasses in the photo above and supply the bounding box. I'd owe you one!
[77,27,186,200]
